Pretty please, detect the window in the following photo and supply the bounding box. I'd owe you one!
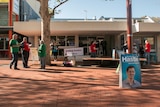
[57,36,65,46]
[56,36,75,46]
[134,36,155,51]
[79,37,87,47]
[67,36,75,46]
[0,38,4,49]
[5,38,9,49]
[144,37,155,50]
[51,36,56,43]
[133,38,141,46]
[79,36,96,55]
[0,37,9,49]
[51,36,75,56]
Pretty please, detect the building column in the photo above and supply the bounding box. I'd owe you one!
[75,35,79,47]
[34,36,39,48]
[126,0,133,53]
[116,34,121,50]
[157,35,160,62]
[8,0,13,59]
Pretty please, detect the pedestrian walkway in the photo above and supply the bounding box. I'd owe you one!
[0,59,159,107]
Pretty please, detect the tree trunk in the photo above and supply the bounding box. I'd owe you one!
[37,0,68,65]
[41,17,51,65]
[39,0,51,65]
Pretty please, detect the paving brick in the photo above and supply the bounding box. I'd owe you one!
[0,60,159,107]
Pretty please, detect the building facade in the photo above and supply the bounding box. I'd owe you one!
[13,17,160,63]
[0,0,39,58]
[1,0,160,63]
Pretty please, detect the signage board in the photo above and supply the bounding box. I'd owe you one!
[119,54,141,88]
[29,47,39,61]
[64,47,84,56]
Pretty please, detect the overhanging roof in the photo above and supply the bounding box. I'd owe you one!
[135,22,160,33]
[13,21,127,36]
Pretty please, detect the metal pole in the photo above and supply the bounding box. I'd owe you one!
[8,0,13,59]
[126,0,132,53]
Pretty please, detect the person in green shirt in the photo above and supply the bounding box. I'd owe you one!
[38,40,46,69]
[9,34,20,70]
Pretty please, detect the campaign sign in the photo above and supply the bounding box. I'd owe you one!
[119,54,141,88]
[29,47,39,61]
[64,47,84,56]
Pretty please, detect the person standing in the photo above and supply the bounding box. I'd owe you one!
[90,40,97,57]
[138,44,145,58]
[9,34,20,70]
[38,40,46,69]
[21,37,31,68]
[52,43,58,61]
[145,40,151,65]
[101,40,107,56]
[122,41,128,53]
[133,43,138,54]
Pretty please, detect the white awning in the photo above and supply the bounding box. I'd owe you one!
[13,20,127,36]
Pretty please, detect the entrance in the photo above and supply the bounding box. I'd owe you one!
[79,35,115,57]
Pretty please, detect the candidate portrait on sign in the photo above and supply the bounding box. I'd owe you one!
[122,65,141,88]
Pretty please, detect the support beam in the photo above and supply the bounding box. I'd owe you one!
[126,0,132,53]
[8,0,13,59]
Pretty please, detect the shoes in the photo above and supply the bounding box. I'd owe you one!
[39,67,45,70]
[40,68,46,71]
[24,66,30,68]
[40,68,45,69]
[14,68,20,70]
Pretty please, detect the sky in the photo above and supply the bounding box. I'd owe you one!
[49,0,160,19]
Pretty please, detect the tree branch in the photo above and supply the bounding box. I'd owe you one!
[50,0,68,15]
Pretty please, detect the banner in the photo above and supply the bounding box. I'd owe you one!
[29,48,39,61]
[64,47,84,56]
[119,54,141,88]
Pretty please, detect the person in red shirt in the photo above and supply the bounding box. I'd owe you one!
[89,41,97,57]
[145,40,151,65]
[21,37,31,68]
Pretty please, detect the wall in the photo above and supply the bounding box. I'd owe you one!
[20,0,39,21]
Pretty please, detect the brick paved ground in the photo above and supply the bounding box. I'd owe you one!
[0,59,159,107]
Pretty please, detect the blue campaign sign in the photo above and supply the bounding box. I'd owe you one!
[119,54,141,88]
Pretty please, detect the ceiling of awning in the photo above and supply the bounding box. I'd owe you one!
[13,21,127,36]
